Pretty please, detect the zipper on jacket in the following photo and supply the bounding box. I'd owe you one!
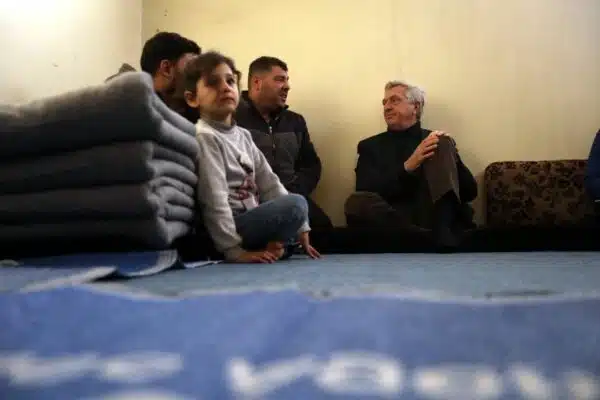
[270,115,281,151]
[268,124,276,157]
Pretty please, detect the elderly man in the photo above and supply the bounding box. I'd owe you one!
[235,56,333,230]
[345,81,478,247]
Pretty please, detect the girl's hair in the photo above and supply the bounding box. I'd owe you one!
[169,77,200,123]
[182,51,240,95]
[170,51,241,123]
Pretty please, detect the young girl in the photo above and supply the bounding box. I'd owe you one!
[183,51,320,263]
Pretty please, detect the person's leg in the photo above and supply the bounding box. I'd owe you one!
[344,191,427,231]
[421,137,469,248]
[235,193,308,252]
[306,196,333,230]
[422,135,460,204]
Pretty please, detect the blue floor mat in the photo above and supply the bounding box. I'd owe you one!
[0,250,182,292]
[115,252,600,298]
[0,265,115,293]
[1,286,599,399]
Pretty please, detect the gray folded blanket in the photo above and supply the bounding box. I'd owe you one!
[0,219,190,249]
[0,141,197,194]
[0,72,199,160]
[0,182,195,223]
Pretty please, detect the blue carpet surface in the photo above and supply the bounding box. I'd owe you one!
[1,286,599,399]
[0,266,115,293]
[117,252,600,298]
[0,250,182,292]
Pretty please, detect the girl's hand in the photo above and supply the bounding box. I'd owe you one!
[299,232,321,259]
[233,250,278,263]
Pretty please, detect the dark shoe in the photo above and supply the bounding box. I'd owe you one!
[407,224,431,235]
[281,242,301,260]
[434,226,461,252]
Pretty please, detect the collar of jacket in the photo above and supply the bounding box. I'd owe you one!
[240,90,289,121]
[387,121,424,138]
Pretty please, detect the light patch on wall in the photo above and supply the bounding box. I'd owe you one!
[0,0,72,14]
[0,0,142,104]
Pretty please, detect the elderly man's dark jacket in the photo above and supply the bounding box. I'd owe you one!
[355,122,478,205]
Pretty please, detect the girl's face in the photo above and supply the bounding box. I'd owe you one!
[186,62,239,122]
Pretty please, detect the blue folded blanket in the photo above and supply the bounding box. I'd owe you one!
[0,250,181,292]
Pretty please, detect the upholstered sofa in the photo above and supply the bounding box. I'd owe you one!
[483,159,596,227]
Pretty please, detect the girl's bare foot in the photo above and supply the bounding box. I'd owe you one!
[266,241,285,259]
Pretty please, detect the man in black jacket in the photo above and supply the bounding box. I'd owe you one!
[345,80,478,247]
[235,56,333,229]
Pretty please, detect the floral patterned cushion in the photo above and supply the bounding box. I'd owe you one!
[484,160,595,227]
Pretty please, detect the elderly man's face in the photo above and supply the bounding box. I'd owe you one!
[382,86,418,130]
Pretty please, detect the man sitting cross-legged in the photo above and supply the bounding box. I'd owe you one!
[345,80,478,248]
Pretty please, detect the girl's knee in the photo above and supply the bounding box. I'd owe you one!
[287,194,308,215]
[275,194,308,222]
[288,193,308,208]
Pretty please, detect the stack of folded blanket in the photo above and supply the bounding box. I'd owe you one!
[0,72,199,252]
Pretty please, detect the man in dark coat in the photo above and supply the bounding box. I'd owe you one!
[235,56,333,229]
[345,80,478,247]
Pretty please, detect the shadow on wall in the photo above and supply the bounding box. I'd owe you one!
[105,63,137,82]
[311,117,356,226]
[301,92,386,226]
[0,87,30,105]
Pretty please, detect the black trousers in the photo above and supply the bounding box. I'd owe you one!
[306,196,334,230]
[344,137,473,230]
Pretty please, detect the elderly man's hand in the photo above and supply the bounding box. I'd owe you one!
[404,130,449,172]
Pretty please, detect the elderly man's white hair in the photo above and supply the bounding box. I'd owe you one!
[385,80,426,119]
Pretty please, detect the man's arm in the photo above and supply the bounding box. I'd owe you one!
[585,130,600,200]
[355,140,419,200]
[286,116,322,196]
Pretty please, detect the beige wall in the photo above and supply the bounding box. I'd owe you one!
[143,0,600,225]
[0,0,142,104]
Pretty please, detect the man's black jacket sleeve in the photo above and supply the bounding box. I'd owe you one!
[287,116,322,196]
[355,140,419,201]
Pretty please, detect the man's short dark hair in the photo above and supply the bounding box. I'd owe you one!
[248,56,288,88]
[140,32,201,75]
